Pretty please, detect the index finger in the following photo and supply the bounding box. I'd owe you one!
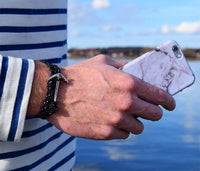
[133,77,176,111]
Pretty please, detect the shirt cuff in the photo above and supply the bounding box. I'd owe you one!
[0,55,35,142]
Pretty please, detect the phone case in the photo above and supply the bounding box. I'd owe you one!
[122,40,195,95]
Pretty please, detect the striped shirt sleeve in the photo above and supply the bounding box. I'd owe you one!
[0,55,35,142]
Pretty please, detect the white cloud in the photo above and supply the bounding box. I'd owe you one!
[161,21,200,34]
[101,24,120,32]
[102,25,112,32]
[174,21,200,33]
[92,0,111,10]
[161,25,170,34]
[68,1,100,27]
[131,29,157,35]
[69,30,80,37]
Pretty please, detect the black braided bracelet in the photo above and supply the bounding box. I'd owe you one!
[38,62,68,119]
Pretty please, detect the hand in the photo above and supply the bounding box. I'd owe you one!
[48,55,176,140]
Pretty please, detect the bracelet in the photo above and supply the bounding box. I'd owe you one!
[38,62,68,119]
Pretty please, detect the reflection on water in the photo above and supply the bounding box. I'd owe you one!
[102,135,137,161]
[102,146,135,160]
[71,60,200,171]
[182,134,200,143]
[175,62,200,147]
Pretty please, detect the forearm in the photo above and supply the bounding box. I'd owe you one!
[27,61,50,116]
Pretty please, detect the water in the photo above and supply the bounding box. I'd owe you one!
[68,59,200,171]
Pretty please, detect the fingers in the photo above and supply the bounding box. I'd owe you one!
[81,122,143,140]
[92,125,130,140]
[117,114,144,135]
[125,96,163,121]
[132,76,176,111]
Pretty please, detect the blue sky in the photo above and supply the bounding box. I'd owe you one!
[68,0,200,49]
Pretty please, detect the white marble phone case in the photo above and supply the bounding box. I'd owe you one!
[122,40,195,95]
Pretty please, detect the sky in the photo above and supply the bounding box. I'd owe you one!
[68,0,200,49]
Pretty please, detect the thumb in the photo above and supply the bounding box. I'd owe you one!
[107,57,128,69]
[93,55,127,69]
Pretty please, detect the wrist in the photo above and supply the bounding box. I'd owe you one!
[27,61,50,116]
[37,63,68,119]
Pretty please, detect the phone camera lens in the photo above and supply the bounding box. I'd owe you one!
[172,45,178,52]
[172,45,182,58]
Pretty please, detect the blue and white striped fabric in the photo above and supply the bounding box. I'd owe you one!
[0,0,76,170]
[0,56,35,142]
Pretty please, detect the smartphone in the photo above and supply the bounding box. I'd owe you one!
[121,40,195,95]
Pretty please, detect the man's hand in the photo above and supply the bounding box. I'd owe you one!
[47,55,176,140]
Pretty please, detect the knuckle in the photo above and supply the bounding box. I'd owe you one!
[110,112,124,125]
[100,126,114,140]
[141,101,149,113]
[100,126,130,140]
[121,74,136,91]
[120,96,133,111]
[157,89,167,103]
[95,54,108,62]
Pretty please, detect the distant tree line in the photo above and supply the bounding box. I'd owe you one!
[68,47,200,60]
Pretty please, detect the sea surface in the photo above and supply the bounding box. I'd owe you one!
[68,59,200,171]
